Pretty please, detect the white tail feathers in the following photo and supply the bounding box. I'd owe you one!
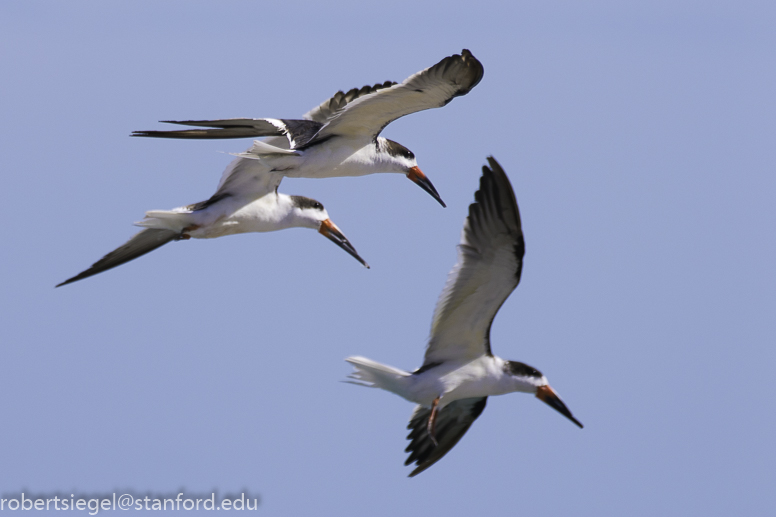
[345,356,410,395]
[235,139,300,158]
[134,209,192,232]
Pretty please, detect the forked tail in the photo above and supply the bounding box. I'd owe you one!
[135,209,196,233]
[345,356,411,396]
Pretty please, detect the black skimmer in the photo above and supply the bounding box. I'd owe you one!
[131,50,485,208]
[345,157,583,476]
[56,159,367,287]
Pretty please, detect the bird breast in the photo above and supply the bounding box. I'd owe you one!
[190,195,290,238]
[407,357,510,408]
[286,140,382,178]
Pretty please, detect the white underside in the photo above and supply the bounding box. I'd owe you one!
[134,192,314,239]
[346,355,537,409]
[238,136,407,179]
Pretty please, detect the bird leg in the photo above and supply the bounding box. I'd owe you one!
[175,225,201,241]
[427,396,440,446]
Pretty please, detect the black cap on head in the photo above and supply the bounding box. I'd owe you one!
[290,196,324,211]
[504,361,543,378]
[382,139,415,161]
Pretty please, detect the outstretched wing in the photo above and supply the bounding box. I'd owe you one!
[210,155,284,201]
[422,157,524,366]
[262,82,399,149]
[404,397,488,477]
[302,81,397,123]
[130,82,395,144]
[311,49,483,142]
[131,50,481,147]
[132,118,323,149]
[56,229,178,287]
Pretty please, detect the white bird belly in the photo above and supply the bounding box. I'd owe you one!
[189,196,287,239]
[409,357,514,408]
[283,141,373,178]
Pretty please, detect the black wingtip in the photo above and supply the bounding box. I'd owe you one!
[56,269,99,288]
[55,269,100,288]
[56,229,178,288]
[131,122,184,137]
[452,49,484,97]
[484,155,502,172]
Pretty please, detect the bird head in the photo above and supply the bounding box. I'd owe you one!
[504,360,583,428]
[288,196,369,269]
[380,139,445,207]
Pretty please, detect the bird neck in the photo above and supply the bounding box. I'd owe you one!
[491,356,544,394]
[275,194,321,230]
[338,139,411,176]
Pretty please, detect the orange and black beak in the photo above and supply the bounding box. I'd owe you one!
[536,385,583,428]
[407,166,446,207]
[318,219,370,269]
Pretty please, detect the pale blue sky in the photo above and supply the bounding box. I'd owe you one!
[1,1,775,515]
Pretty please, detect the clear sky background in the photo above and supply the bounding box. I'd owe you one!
[1,1,775,515]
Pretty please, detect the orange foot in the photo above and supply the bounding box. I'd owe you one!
[177,224,201,240]
[427,396,440,446]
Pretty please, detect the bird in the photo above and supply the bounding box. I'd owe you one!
[345,157,583,477]
[56,157,368,287]
[131,49,485,208]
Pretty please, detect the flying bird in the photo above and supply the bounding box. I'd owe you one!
[131,49,485,208]
[56,158,368,287]
[345,157,583,477]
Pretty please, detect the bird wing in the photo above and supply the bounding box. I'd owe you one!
[210,155,284,201]
[57,158,284,288]
[132,118,323,149]
[422,157,525,366]
[56,229,178,287]
[259,82,400,149]
[404,397,488,477]
[130,82,394,144]
[311,49,483,142]
[130,50,481,147]
[302,81,397,123]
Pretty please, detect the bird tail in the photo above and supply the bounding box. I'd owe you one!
[345,356,411,395]
[134,209,195,232]
[234,139,300,158]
